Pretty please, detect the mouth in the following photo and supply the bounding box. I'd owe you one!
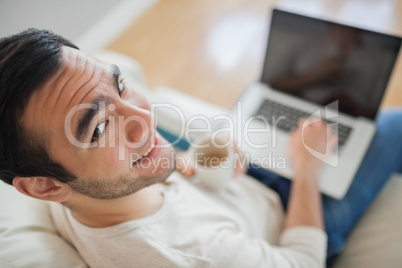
[131,137,159,167]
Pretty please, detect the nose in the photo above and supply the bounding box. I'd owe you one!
[118,102,157,147]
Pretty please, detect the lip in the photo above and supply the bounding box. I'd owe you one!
[132,136,160,167]
[142,136,160,160]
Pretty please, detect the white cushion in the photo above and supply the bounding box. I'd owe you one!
[331,174,402,268]
[0,182,87,268]
[2,176,401,267]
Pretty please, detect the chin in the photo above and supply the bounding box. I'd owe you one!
[155,147,177,184]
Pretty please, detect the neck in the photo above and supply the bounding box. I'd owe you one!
[66,183,165,228]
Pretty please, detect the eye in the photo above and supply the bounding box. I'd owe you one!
[118,79,125,95]
[91,121,107,142]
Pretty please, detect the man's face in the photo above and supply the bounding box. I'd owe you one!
[20,46,176,199]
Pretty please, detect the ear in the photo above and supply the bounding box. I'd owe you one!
[13,176,72,202]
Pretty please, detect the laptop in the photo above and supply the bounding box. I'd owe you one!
[232,8,402,199]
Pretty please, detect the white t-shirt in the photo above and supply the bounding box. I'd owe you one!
[50,172,327,268]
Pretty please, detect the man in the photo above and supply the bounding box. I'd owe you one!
[0,29,401,267]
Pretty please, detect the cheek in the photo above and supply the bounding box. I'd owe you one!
[88,147,128,177]
[105,147,128,169]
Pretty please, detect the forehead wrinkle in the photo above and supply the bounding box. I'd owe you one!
[65,59,99,110]
[49,52,83,114]
[38,67,68,114]
[75,64,118,109]
[41,50,78,114]
[69,66,107,135]
[51,49,96,113]
[74,65,106,112]
[75,57,89,85]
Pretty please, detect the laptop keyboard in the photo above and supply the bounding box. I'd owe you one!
[254,99,353,147]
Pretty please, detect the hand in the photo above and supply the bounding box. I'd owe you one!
[288,118,338,177]
[233,143,248,176]
[176,152,195,177]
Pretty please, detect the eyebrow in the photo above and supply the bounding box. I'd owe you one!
[111,64,121,89]
[75,65,122,143]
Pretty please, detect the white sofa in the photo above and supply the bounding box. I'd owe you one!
[1,51,401,268]
[1,174,401,268]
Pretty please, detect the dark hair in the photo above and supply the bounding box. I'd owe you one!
[0,28,79,186]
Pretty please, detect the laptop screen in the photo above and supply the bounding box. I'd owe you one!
[261,9,402,120]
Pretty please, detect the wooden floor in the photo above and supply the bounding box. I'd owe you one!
[109,0,402,110]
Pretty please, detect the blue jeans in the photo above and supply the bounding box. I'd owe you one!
[247,109,402,263]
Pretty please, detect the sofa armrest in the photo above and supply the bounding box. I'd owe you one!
[331,174,402,268]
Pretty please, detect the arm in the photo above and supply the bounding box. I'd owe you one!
[285,171,324,230]
[285,118,337,230]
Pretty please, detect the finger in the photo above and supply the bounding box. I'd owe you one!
[183,166,195,177]
[176,153,195,177]
[291,126,300,135]
[298,118,306,126]
[233,141,241,154]
[177,161,195,177]
[321,120,329,127]
[235,163,247,175]
[327,134,338,151]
